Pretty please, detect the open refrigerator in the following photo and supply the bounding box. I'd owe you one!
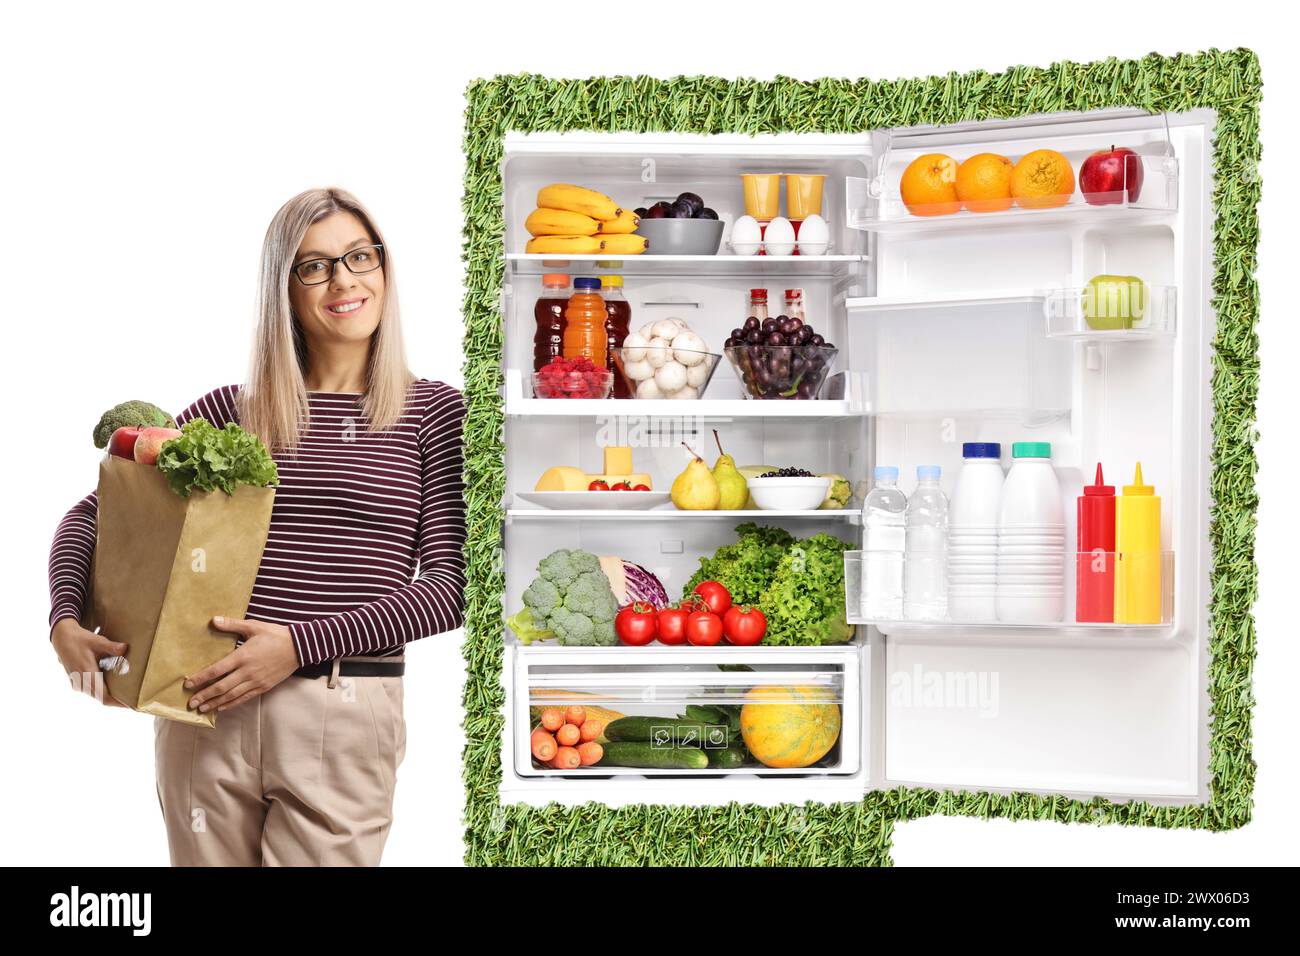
[498,107,1215,808]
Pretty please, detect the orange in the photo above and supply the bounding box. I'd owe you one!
[900,153,960,216]
[1009,149,1075,209]
[956,153,1014,212]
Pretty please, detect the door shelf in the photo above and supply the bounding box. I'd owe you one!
[1045,285,1177,341]
[506,253,864,278]
[845,153,1178,234]
[844,549,1175,631]
[514,646,861,778]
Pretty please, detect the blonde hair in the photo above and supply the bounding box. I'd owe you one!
[240,187,413,454]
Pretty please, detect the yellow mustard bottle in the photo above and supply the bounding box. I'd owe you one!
[1115,462,1162,624]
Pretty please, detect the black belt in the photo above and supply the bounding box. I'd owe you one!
[293,659,405,679]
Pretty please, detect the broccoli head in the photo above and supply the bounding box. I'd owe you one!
[515,549,619,646]
[536,548,602,592]
[93,400,177,448]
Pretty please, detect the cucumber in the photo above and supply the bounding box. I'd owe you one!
[604,716,729,746]
[706,745,746,770]
[600,742,709,770]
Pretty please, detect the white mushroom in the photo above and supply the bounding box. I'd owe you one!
[671,330,706,365]
[622,358,654,382]
[635,378,664,399]
[685,361,712,388]
[644,338,672,368]
[668,385,699,400]
[654,360,687,394]
[653,318,687,340]
[638,321,658,340]
[620,331,648,363]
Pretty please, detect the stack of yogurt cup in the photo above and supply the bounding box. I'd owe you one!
[994,441,1066,623]
[948,443,1004,621]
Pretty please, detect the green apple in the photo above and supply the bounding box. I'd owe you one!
[1083,274,1146,330]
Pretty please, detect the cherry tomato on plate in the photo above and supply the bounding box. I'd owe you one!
[692,580,733,616]
[615,602,658,646]
[633,484,651,491]
[610,481,632,491]
[722,604,766,646]
[685,610,724,646]
[588,480,609,491]
[655,606,688,645]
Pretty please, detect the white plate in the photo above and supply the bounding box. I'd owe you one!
[516,490,672,511]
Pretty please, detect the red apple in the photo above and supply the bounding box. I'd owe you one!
[1079,146,1143,206]
[133,427,182,466]
[108,426,144,460]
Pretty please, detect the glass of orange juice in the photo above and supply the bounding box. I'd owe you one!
[785,174,825,221]
[741,174,781,220]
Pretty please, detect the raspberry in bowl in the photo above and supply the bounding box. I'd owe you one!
[532,356,614,399]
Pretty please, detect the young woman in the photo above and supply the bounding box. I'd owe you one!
[47,187,466,866]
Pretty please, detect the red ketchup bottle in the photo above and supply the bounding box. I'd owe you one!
[1076,463,1116,622]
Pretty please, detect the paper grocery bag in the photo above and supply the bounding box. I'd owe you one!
[81,455,275,727]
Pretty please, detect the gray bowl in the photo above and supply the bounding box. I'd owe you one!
[635,217,725,256]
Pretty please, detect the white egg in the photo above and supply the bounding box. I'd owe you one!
[654,361,687,393]
[763,216,795,256]
[685,360,712,388]
[652,318,686,340]
[622,358,653,382]
[644,338,672,367]
[730,215,761,255]
[671,330,706,364]
[635,378,663,399]
[620,331,648,362]
[795,214,830,255]
[668,385,699,400]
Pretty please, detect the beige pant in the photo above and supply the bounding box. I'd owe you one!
[154,662,406,867]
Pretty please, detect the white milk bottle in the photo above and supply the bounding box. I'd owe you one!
[861,466,907,620]
[996,441,1065,623]
[948,442,1004,621]
[904,465,949,620]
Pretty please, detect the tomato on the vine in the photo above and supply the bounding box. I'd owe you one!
[722,604,766,646]
[615,602,658,646]
[692,580,732,616]
[655,606,688,645]
[685,610,724,646]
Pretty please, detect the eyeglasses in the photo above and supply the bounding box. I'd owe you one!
[292,244,384,285]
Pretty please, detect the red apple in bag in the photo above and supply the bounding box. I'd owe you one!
[108,426,144,460]
[133,427,182,466]
[1080,146,1144,205]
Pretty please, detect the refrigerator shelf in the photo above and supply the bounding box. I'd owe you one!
[507,508,856,521]
[506,253,864,278]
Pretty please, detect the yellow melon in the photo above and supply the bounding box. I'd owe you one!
[740,685,841,769]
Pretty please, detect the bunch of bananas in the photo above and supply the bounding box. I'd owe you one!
[525,184,648,255]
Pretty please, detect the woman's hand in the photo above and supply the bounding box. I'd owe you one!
[184,616,300,713]
[50,618,128,707]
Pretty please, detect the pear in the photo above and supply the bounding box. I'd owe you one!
[671,442,721,511]
[711,429,748,511]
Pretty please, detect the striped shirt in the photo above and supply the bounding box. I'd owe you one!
[48,380,467,667]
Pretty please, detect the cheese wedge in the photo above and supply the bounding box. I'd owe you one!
[534,466,590,492]
[603,446,634,476]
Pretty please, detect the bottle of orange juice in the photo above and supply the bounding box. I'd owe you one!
[562,277,608,369]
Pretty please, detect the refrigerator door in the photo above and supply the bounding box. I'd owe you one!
[853,109,1214,801]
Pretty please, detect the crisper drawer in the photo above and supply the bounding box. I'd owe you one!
[512,647,862,778]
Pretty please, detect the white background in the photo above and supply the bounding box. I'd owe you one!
[3,1,1296,867]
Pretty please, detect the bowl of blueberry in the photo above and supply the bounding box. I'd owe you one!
[746,468,832,511]
[723,314,837,400]
[633,192,724,255]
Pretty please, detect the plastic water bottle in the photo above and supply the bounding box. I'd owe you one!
[861,466,907,620]
[904,465,949,620]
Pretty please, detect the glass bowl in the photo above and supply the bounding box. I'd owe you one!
[611,347,721,400]
[531,364,614,399]
[723,344,839,400]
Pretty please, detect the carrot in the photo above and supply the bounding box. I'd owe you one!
[579,719,603,742]
[539,708,564,732]
[552,746,581,770]
[565,705,586,726]
[577,742,603,766]
[556,723,581,747]
[530,728,557,763]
